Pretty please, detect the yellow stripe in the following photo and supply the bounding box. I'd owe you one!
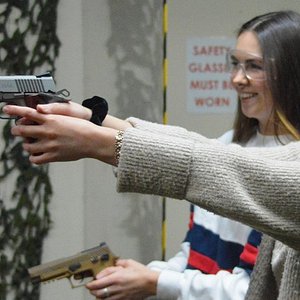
[163,3,168,34]
[163,58,168,89]
[163,111,168,125]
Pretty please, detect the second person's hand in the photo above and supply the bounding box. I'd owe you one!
[86,259,159,300]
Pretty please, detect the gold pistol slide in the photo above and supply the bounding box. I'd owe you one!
[27,242,118,288]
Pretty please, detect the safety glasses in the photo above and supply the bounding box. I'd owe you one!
[226,49,266,81]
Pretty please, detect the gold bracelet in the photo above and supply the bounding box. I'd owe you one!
[115,130,124,165]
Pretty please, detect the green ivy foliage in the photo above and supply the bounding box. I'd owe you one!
[0,1,60,299]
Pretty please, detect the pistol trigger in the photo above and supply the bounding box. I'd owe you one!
[69,273,93,288]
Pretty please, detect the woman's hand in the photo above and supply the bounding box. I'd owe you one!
[86,259,159,300]
[3,105,118,165]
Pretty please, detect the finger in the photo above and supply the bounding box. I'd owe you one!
[16,117,37,126]
[90,286,118,300]
[11,125,44,139]
[116,259,135,268]
[23,141,46,155]
[3,105,46,124]
[86,267,122,290]
[37,102,70,114]
[22,141,63,164]
[29,152,54,165]
[86,278,107,290]
[115,259,128,267]
[96,266,123,279]
[37,102,92,120]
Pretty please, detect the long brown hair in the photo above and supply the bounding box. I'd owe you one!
[232,11,300,143]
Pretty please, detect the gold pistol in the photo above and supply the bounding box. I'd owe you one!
[27,242,118,288]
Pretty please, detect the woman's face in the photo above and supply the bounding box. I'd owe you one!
[231,31,274,134]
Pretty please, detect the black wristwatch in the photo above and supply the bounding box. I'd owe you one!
[82,96,108,126]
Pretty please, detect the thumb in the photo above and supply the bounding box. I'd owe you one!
[116,259,132,268]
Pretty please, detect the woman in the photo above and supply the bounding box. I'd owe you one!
[4,10,300,300]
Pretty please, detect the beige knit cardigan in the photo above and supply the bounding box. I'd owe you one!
[116,118,300,300]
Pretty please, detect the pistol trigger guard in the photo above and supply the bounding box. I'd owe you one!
[56,89,70,97]
[69,274,92,288]
[68,276,77,288]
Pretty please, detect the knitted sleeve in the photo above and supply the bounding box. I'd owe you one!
[116,127,300,251]
[127,117,221,143]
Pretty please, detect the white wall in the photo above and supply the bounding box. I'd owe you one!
[38,1,300,299]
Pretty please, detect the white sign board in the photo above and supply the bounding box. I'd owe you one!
[187,37,237,114]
